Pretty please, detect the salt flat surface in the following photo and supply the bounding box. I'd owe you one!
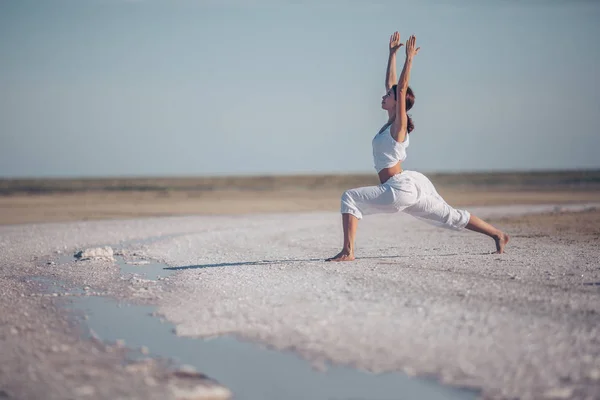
[2,203,599,399]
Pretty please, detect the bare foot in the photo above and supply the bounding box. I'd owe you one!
[494,232,510,254]
[326,250,355,262]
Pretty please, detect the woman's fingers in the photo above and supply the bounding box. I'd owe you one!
[403,35,419,56]
[392,32,416,51]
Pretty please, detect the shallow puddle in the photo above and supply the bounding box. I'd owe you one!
[55,254,478,400]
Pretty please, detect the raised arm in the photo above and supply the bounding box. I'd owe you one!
[385,32,402,91]
[392,35,420,143]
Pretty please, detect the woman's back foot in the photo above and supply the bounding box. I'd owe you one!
[326,250,355,262]
[494,232,510,254]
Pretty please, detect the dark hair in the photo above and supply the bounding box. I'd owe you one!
[391,85,415,133]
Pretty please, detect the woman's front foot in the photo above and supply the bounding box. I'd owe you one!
[494,232,510,254]
[326,249,355,262]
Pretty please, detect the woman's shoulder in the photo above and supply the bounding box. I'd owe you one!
[389,122,409,145]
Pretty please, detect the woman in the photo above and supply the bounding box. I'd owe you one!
[326,33,509,262]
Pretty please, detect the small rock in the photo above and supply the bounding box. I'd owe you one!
[83,286,90,291]
[47,261,55,265]
[51,293,58,297]
[10,327,18,335]
[74,247,115,262]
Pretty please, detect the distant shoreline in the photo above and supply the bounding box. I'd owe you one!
[1,172,599,225]
[2,169,600,196]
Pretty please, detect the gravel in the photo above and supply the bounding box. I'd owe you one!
[1,203,599,399]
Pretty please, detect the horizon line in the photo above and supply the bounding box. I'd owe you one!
[2,167,600,181]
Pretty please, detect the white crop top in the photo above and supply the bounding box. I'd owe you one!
[372,125,409,173]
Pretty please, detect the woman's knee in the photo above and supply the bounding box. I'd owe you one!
[341,190,363,219]
[405,198,471,231]
[450,208,471,230]
[341,189,355,208]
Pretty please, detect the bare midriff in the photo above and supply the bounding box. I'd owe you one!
[378,161,403,184]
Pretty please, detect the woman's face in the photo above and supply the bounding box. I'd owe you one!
[381,88,396,111]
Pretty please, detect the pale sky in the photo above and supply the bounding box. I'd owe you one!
[1,0,599,178]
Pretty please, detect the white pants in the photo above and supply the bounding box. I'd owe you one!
[340,170,470,230]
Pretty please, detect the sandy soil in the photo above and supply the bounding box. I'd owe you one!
[1,169,599,225]
[487,208,600,242]
[1,187,599,225]
[0,193,599,400]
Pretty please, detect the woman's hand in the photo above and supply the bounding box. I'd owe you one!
[405,35,420,58]
[389,31,403,54]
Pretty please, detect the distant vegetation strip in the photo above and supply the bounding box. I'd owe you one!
[1,170,600,195]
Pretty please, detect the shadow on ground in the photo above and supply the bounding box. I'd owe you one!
[162,252,494,271]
